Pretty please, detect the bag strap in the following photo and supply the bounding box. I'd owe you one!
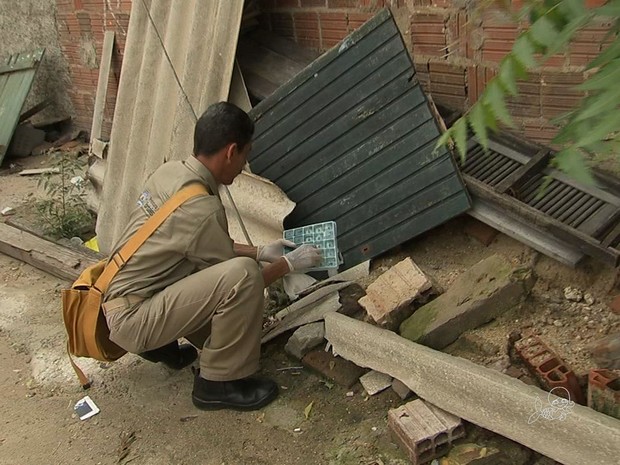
[93,183,210,294]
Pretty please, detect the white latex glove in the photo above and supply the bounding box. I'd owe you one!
[257,239,297,263]
[283,244,322,271]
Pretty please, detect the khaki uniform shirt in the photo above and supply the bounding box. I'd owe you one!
[105,156,235,301]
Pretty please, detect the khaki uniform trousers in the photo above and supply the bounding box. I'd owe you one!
[104,257,264,381]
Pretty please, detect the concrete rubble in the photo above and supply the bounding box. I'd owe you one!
[359,370,392,396]
[359,257,433,329]
[301,349,366,389]
[325,312,620,465]
[284,322,325,360]
[391,378,412,400]
[399,254,536,350]
[563,286,583,302]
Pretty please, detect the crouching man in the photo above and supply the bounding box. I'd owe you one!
[101,102,321,411]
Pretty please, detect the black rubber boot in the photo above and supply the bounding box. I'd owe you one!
[192,373,278,411]
[139,341,197,370]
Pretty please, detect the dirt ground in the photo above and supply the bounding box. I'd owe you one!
[0,152,618,465]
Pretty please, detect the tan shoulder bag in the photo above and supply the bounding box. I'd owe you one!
[62,183,209,388]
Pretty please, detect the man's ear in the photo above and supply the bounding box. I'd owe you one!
[225,143,238,161]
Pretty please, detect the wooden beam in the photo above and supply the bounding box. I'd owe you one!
[325,313,620,465]
[464,175,620,266]
[468,197,583,267]
[18,98,52,123]
[90,31,115,156]
[18,168,59,176]
[495,148,551,194]
[0,222,101,281]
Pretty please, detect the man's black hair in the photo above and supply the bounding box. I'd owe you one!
[193,102,255,156]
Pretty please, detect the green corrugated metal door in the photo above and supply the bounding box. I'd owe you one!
[248,10,471,270]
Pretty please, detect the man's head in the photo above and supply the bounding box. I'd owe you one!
[193,102,254,185]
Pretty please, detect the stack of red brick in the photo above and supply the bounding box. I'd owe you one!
[54,0,613,147]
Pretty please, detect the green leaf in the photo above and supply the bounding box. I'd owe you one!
[594,0,620,17]
[513,35,538,69]
[499,56,519,95]
[574,111,620,148]
[469,103,490,150]
[484,81,514,126]
[435,129,453,152]
[544,15,592,57]
[553,148,595,185]
[587,36,620,69]
[452,117,468,163]
[578,59,620,91]
[572,85,620,122]
[558,0,587,20]
[530,16,560,49]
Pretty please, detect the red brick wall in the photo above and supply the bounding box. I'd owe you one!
[55,0,131,139]
[55,0,612,147]
[258,0,613,146]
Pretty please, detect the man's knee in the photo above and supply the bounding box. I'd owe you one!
[225,257,264,297]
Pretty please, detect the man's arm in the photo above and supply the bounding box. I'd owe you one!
[234,244,290,287]
[260,258,290,288]
[233,243,258,260]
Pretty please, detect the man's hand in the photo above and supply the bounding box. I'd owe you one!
[256,239,297,263]
[283,244,322,271]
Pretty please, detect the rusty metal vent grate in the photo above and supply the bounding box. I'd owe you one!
[460,136,620,265]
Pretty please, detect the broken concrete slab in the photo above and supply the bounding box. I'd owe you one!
[388,399,465,465]
[301,349,366,389]
[325,313,620,465]
[262,292,342,344]
[284,322,325,360]
[275,282,351,321]
[359,370,392,396]
[391,378,412,400]
[359,257,432,329]
[400,254,535,350]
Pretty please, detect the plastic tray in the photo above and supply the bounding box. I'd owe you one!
[283,221,340,271]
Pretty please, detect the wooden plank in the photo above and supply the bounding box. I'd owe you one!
[0,222,101,281]
[481,137,620,207]
[0,54,42,75]
[248,29,320,65]
[464,175,620,266]
[325,313,620,465]
[18,168,59,176]
[577,203,620,237]
[228,61,251,112]
[0,49,45,165]
[495,148,551,194]
[237,40,308,95]
[602,221,620,248]
[468,197,583,267]
[18,98,52,123]
[90,31,115,152]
